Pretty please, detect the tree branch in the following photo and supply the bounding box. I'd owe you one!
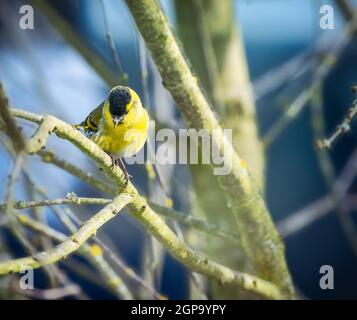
[38,149,114,194]
[124,0,294,297]
[16,213,134,300]
[0,83,26,153]
[0,195,241,246]
[316,91,357,149]
[35,150,241,244]
[278,149,357,237]
[0,193,133,274]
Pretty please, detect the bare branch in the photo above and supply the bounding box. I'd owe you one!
[0,83,25,153]
[263,20,355,147]
[316,91,357,149]
[278,149,357,237]
[99,0,128,83]
[0,195,241,246]
[16,213,134,299]
[0,193,133,274]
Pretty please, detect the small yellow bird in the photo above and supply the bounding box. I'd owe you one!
[75,86,149,183]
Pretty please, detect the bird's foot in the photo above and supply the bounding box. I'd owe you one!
[107,154,118,169]
[105,154,131,188]
[123,171,132,188]
[117,158,132,187]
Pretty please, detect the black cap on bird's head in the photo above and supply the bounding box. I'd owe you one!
[107,86,132,126]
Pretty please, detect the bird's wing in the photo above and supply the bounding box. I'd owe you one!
[89,101,105,128]
[76,101,104,131]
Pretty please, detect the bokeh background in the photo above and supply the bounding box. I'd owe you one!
[0,0,356,299]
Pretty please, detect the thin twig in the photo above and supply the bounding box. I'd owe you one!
[99,0,128,83]
[38,149,114,194]
[12,282,82,300]
[49,204,133,299]
[16,211,163,299]
[316,90,357,149]
[0,135,88,292]
[138,34,150,108]
[311,85,357,255]
[263,20,354,147]
[278,149,357,237]
[15,213,132,299]
[58,204,166,300]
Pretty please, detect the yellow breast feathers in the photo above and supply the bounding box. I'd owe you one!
[76,86,149,158]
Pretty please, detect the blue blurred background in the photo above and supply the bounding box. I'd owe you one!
[0,0,356,299]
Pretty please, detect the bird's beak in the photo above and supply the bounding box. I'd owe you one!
[113,115,124,127]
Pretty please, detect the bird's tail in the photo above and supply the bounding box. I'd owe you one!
[73,119,87,130]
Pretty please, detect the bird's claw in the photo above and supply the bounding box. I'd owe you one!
[123,170,132,187]
[107,154,132,187]
[108,154,118,169]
